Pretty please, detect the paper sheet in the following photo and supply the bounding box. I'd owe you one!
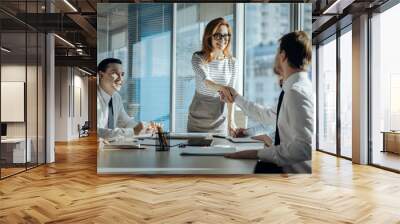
[180,146,236,156]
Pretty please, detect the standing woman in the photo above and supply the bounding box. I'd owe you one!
[187,17,238,135]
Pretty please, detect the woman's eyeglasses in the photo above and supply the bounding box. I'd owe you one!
[212,33,231,41]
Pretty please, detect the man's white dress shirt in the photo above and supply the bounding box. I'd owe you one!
[97,86,138,139]
[235,72,314,166]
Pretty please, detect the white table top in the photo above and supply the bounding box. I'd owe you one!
[97,137,266,174]
[1,137,30,143]
[97,135,311,174]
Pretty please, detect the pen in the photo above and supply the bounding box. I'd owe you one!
[212,134,226,139]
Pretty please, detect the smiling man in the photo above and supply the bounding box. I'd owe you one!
[97,58,152,139]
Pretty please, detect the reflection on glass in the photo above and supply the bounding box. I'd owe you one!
[371,3,400,171]
[318,37,337,154]
[0,1,46,178]
[340,29,352,158]
[175,3,234,132]
[1,32,28,177]
[97,4,172,130]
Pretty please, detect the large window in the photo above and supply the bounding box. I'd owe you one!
[339,28,352,158]
[371,3,400,171]
[317,36,337,154]
[244,3,290,131]
[98,3,312,134]
[300,4,312,38]
[316,28,352,159]
[98,4,172,130]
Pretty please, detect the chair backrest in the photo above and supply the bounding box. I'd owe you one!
[81,121,90,130]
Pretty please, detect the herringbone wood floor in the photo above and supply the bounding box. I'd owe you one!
[1,135,400,224]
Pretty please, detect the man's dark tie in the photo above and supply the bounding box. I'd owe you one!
[274,90,285,146]
[108,98,114,129]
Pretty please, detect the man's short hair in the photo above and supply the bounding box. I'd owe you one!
[97,58,122,73]
[279,31,312,70]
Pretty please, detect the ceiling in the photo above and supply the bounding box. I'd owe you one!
[311,0,390,43]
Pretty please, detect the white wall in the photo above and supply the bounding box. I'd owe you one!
[1,63,46,164]
[54,67,89,141]
[1,65,42,137]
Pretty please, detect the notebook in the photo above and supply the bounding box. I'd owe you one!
[180,146,236,156]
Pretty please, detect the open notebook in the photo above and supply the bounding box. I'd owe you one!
[180,146,236,156]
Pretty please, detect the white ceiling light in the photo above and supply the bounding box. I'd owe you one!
[1,47,11,53]
[63,0,78,12]
[54,34,75,48]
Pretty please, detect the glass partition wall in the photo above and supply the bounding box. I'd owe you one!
[0,2,46,179]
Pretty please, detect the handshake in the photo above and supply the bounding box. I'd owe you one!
[218,86,239,103]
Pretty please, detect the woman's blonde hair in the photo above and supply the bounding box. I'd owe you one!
[200,17,232,63]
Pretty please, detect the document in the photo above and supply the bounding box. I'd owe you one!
[169,132,211,139]
[212,134,263,143]
[135,132,211,140]
[180,146,236,156]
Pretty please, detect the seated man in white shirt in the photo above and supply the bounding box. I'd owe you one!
[230,76,283,147]
[97,58,156,139]
[221,31,314,173]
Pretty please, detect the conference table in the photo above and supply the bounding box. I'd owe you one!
[97,133,311,174]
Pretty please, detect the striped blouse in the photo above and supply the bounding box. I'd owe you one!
[192,52,238,97]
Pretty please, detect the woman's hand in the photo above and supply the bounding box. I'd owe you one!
[133,122,144,135]
[230,127,247,138]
